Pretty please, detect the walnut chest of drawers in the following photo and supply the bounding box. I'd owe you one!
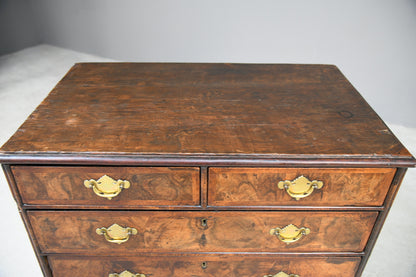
[1,63,415,277]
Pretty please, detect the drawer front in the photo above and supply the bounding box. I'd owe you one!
[209,168,395,206]
[28,211,377,254]
[48,255,361,277]
[12,166,200,206]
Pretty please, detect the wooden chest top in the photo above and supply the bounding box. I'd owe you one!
[0,63,414,166]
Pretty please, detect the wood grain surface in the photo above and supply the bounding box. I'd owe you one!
[209,167,395,206]
[28,211,377,254]
[48,255,361,277]
[1,63,413,166]
[12,166,200,206]
[1,63,413,277]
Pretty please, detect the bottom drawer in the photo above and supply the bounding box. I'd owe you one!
[48,255,361,277]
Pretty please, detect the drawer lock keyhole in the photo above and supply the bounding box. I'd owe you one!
[201,218,208,227]
[201,261,208,269]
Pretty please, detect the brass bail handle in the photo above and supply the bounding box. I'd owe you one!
[277,175,323,200]
[84,175,130,200]
[269,224,310,244]
[109,270,146,277]
[96,223,138,244]
[263,272,299,277]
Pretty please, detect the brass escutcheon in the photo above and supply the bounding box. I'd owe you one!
[96,223,138,244]
[263,272,299,277]
[269,224,310,244]
[109,270,146,277]
[277,175,323,200]
[84,175,130,200]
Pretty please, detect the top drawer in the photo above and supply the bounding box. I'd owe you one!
[12,166,200,207]
[208,168,395,207]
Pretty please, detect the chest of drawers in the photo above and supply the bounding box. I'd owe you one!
[1,63,414,277]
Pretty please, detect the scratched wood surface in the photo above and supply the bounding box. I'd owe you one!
[12,166,200,206]
[0,63,413,162]
[48,256,361,277]
[209,167,396,206]
[28,211,377,254]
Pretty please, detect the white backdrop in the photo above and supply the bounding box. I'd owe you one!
[26,0,416,127]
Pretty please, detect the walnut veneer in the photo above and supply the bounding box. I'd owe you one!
[1,63,415,277]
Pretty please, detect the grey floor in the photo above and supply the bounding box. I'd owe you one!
[0,45,415,276]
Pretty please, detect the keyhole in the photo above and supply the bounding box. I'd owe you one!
[201,218,208,227]
[201,261,207,269]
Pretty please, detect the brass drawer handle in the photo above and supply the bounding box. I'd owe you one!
[269,224,310,244]
[96,223,138,244]
[84,175,130,200]
[264,272,299,277]
[278,175,323,200]
[109,270,146,277]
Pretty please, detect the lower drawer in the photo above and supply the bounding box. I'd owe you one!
[48,255,361,277]
[28,211,377,253]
